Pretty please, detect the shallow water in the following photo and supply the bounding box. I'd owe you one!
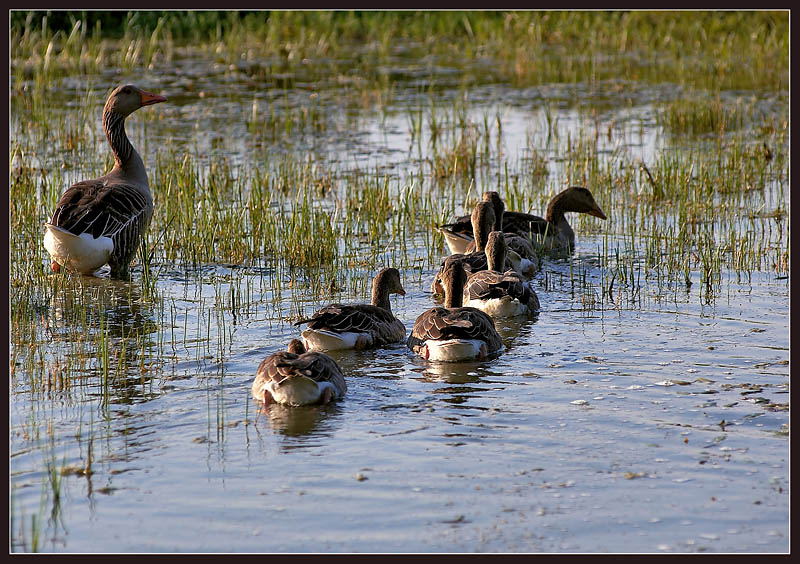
[9,48,789,553]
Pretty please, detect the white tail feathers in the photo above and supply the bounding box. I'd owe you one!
[44,224,113,274]
[301,329,360,352]
[422,339,491,362]
[463,296,530,318]
[263,376,330,406]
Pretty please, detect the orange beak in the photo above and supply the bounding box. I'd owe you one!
[140,90,167,106]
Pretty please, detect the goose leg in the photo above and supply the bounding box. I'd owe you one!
[110,262,131,280]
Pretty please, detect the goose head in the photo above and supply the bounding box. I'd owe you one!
[105,85,167,117]
[287,339,306,354]
[554,186,607,220]
[481,191,505,230]
[372,267,406,311]
[374,267,406,297]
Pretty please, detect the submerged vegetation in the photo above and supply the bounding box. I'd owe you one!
[9,10,789,552]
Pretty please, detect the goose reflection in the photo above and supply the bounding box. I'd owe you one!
[253,401,344,448]
[418,361,483,385]
[47,275,156,337]
[45,274,161,404]
[492,314,538,350]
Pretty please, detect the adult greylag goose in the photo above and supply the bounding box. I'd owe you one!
[463,231,540,317]
[252,339,346,406]
[43,85,167,279]
[438,186,607,255]
[409,259,503,362]
[430,200,513,296]
[296,267,406,351]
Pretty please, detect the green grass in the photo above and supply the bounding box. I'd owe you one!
[11,11,789,94]
[659,95,746,137]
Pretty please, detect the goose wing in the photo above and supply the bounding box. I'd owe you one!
[442,211,553,240]
[48,179,151,239]
[430,253,488,295]
[443,252,488,274]
[464,270,536,305]
[438,215,473,237]
[502,212,552,238]
[254,351,346,396]
[277,352,346,391]
[295,303,396,333]
[408,306,501,351]
[464,236,528,263]
[505,233,537,259]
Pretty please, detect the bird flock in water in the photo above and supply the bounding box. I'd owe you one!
[42,85,607,408]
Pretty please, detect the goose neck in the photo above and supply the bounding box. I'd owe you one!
[371,280,391,313]
[103,109,147,183]
[486,239,506,272]
[444,275,464,308]
[471,203,495,253]
[545,192,569,225]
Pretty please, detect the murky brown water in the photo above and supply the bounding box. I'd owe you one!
[9,50,789,553]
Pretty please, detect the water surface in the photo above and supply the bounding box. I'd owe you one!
[9,46,789,553]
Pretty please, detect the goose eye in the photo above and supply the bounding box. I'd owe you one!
[123,88,131,95]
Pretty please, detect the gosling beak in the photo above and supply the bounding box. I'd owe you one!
[140,90,167,106]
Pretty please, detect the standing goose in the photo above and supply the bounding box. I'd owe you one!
[44,85,167,279]
[252,339,346,406]
[430,200,513,296]
[438,186,607,255]
[409,259,503,362]
[296,268,406,351]
[463,231,540,317]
